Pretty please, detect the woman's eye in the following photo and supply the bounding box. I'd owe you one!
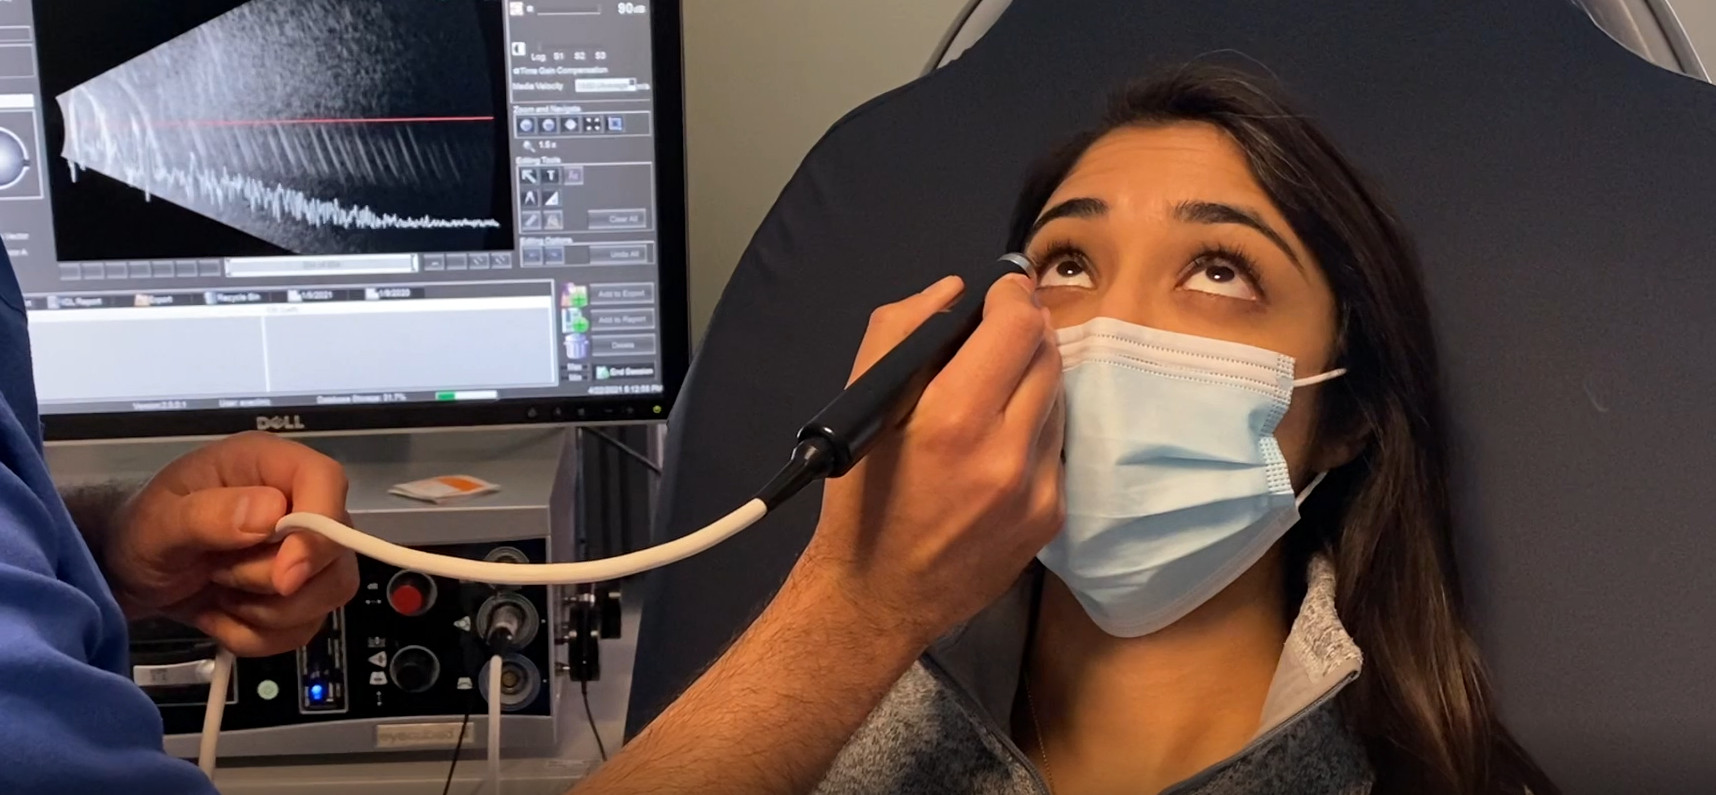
[1037,257,1095,289]
[1180,255,1259,301]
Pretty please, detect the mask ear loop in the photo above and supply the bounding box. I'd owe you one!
[1294,471,1329,507]
[1289,366,1343,507]
[1292,367,1347,387]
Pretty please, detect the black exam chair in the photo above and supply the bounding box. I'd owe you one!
[630,1,1716,790]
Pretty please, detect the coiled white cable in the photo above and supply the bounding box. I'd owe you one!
[196,497,771,777]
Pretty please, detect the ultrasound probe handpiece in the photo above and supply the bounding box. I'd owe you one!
[796,253,1038,478]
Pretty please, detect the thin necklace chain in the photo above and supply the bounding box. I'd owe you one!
[1023,672,1056,794]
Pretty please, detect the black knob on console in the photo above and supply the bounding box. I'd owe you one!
[389,645,440,694]
[599,584,623,640]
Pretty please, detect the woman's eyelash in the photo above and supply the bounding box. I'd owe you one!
[1034,240,1086,274]
[1189,243,1267,298]
[1030,240,1268,298]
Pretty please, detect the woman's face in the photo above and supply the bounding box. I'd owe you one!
[1025,122,1346,484]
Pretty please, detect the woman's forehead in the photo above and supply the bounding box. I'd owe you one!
[1047,125,1273,217]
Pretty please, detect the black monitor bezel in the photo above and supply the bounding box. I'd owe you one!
[43,0,692,442]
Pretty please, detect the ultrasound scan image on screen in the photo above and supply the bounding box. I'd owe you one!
[2,0,671,423]
[40,0,518,260]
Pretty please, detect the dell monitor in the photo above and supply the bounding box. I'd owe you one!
[1,0,689,440]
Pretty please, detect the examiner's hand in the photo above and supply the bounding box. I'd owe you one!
[105,431,359,657]
[803,273,1065,648]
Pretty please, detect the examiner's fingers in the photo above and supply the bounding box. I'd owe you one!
[192,610,328,659]
[1002,332,1064,440]
[921,275,1048,419]
[210,537,358,598]
[216,556,359,631]
[157,486,284,557]
[208,546,285,595]
[848,275,965,384]
[271,532,353,596]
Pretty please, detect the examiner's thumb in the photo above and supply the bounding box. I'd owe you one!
[164,486,287,555]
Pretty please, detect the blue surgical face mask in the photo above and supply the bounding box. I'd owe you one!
[1039,317,1346,638]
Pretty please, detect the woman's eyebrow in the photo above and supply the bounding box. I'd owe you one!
[1174,199,1303,271]
[1028,197,1108,240]
[1029,197,1304,273]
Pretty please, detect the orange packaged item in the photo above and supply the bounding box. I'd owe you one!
[388,474,501,504]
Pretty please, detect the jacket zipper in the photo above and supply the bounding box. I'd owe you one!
[920,656,1054,795]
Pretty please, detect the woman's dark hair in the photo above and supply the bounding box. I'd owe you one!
[1005,64,1558,795]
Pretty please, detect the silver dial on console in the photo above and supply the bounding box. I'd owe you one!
[478,654,542,712]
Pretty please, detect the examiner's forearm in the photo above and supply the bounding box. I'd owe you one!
[571,557,926,795]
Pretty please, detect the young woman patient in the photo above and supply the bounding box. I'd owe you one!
[814,66,1560,795]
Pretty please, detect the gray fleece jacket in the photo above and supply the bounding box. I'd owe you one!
[816,557,1373,794]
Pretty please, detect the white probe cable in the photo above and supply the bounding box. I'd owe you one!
[487,654,504,794]
[197,647,236,777]
[274,499,767,585]
[195,497,771,776]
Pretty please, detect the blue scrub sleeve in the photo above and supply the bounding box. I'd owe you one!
[0,400,216,793]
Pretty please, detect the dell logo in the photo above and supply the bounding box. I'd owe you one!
[256,415,307,432]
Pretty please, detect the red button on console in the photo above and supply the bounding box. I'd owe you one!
[385,571,435,617]
[389,583,424,616]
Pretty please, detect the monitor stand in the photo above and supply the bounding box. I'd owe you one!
[44,424,652,791]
